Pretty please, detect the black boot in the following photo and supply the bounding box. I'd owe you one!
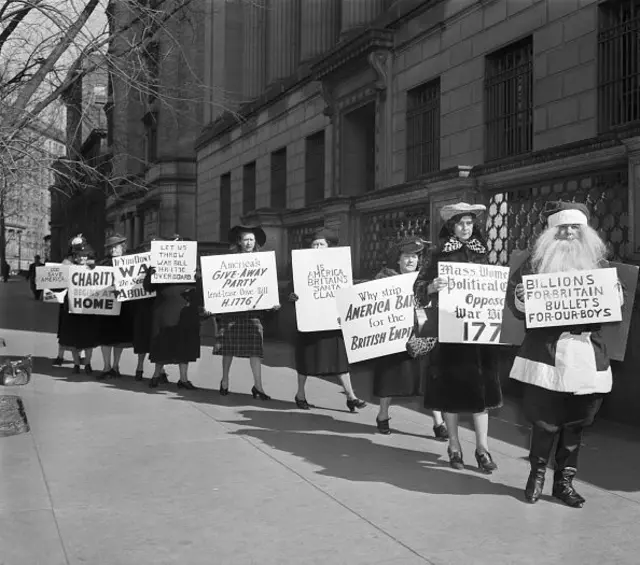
[552,467,585,508]
[524,456,547,503]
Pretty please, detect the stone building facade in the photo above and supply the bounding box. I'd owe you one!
[49,56,109,261]
[104,0,205,248]
[196,0,640,424]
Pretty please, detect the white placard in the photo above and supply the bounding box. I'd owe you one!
[335,272,418,364]
[201,251,280,314]
[42,289,67,304]
[150,240,197,283]
[35,264,69,290]
[292,247,353,332]
[68,266,121,316]
[438,261,510,345]
[522,268,622,328]
[112,252,156,302]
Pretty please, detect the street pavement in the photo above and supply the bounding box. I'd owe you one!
[2,277,640,565]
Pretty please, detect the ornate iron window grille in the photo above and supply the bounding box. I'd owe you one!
[360,206,430,277]
[485,37,533,162]
[485,168,629,265]
[598,0,640,131]
[406,79,441,180]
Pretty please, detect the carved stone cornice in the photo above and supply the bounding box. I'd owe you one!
[312,28,393,82]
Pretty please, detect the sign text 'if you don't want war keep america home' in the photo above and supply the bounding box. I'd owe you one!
[112,252,156,302]
[200,251,280,314]
[335,272,418,363]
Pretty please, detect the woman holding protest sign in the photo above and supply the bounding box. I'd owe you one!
[373,236,447,437]
[96,234,134,380]
[58,235,99,375]
[143,236,203,389]
[52,244,77,367]
[214,225,279,400]
[288,227,366,412]
[413,203,502,473]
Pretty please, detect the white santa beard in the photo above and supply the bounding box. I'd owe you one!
[533,235,600,274]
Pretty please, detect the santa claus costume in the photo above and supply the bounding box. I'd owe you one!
[508,201,623,508]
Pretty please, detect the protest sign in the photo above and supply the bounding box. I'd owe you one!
[42,289,67,304]
[35,264,69,290]
[438,261,511,345]
[150,240,197,283]
[201,251,279,314]
[68,266,121,316]
[335,272,418,364]
[600,263,638,362]
[112,252,156,302]
[523,268,622,329]
[292,247,353,332]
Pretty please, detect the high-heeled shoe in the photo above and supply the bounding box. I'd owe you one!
[149,376,159,388]
[159,371,169,384]
[448,447,464,470]
[251,386,271,400]
[177,380,196,390]
[220,381,229,396]
[134,370,143,381]
[433,423,448,441]
[376,417,391,435]
[475,450,498,474]
[110,368,121,378]
[84,363,93,375]
[96,369,111,381]
[52,356,63,366]
[295,396,314,410]
[72,364,80,374]
[346,398,366,413]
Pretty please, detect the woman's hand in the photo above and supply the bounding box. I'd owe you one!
[288,292,298,302]
[270,304,281,311]
[515,283,525,302]
[428,277,447,294]
[147,266,156,275]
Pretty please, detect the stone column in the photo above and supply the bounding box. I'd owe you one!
[340,0,387,33]
[266,0,301,84]
[300,0,340,61]
[242,0,267,99]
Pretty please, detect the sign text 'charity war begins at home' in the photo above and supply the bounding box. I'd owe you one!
[336,273,417,363]
[522,268,622,328]
[201,251,279,314]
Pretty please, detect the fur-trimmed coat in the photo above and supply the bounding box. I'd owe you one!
[414,236,503,413]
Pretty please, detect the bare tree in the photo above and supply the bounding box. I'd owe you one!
[0,0,214,264]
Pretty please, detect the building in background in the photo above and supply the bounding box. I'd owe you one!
[49,53,109,261]
[3,122,65,271]
[104,0,205,247]
[196,0,640,424]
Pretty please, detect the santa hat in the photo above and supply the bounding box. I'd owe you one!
[541,201,590,229]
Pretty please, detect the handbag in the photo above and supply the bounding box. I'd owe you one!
[406,305,437,358]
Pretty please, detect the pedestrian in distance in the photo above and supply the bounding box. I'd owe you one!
[27,255,44,300]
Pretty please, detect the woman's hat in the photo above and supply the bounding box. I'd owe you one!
[69,234,87,250]
[303,227,339,247]
[73,242,94,257]
[104,233,127,248]
[541,201,589,229]
[228,224,267,247]
[386,236,428,264]
[440,202,486,222]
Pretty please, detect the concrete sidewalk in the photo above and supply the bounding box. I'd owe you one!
[2,280,640,564]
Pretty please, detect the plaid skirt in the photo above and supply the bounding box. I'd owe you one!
[215,312,264,358]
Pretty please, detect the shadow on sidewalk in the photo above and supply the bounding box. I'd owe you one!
[224,409,524,500]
